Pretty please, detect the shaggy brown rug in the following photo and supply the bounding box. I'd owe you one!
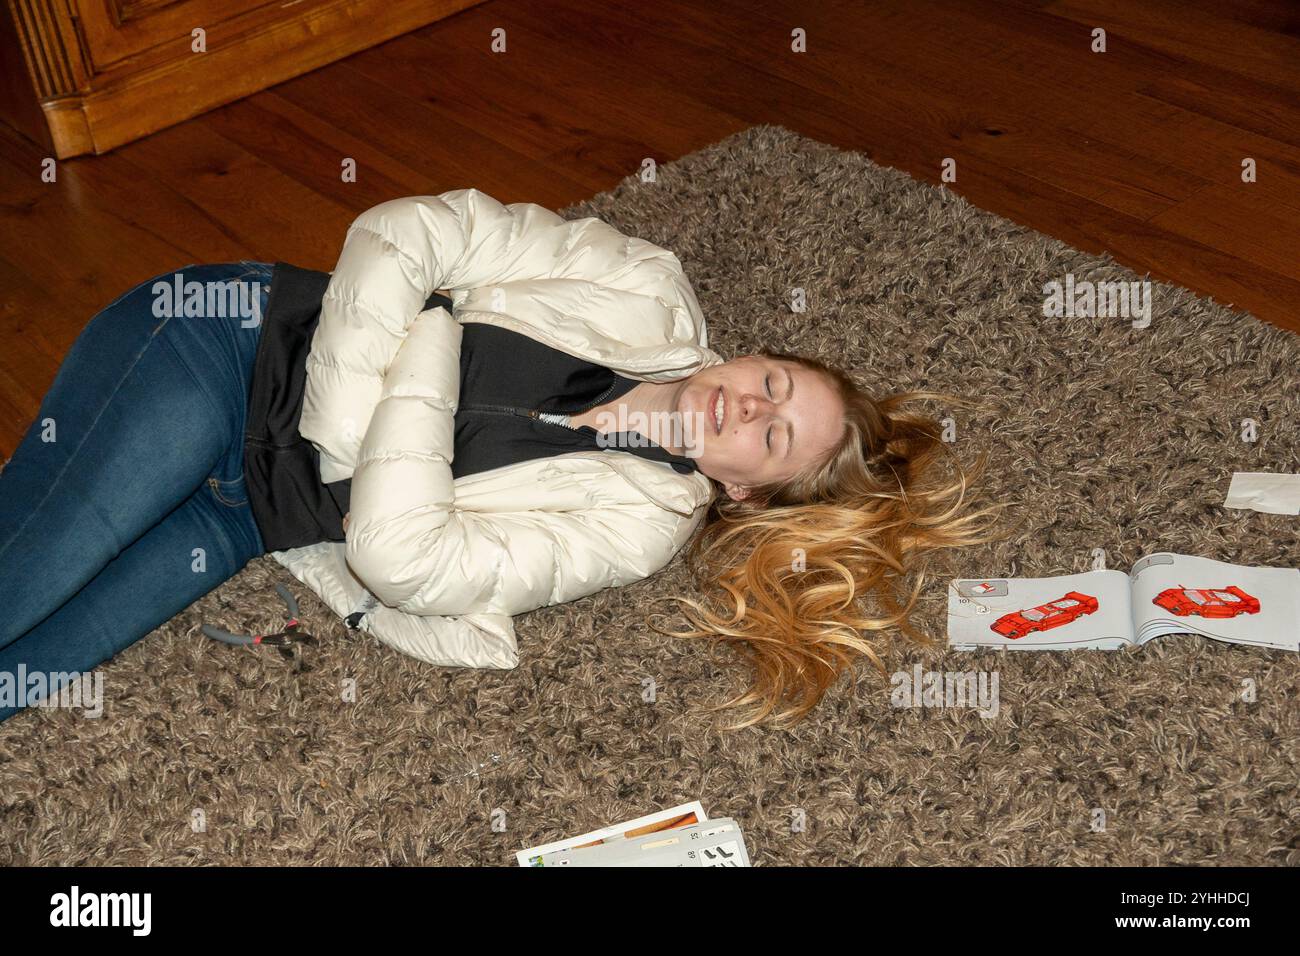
[2,125,1296,866]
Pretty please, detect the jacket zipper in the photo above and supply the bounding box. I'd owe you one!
[459,381,619,432]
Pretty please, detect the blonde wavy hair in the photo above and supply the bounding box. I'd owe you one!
[652,350,1004,730]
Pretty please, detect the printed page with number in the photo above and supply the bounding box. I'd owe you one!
[947,571,1135,649]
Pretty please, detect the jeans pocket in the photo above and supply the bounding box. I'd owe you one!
[231,259,270,278]
[207,474,250,508]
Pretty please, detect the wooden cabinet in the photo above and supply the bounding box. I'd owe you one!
[1,0,482,157]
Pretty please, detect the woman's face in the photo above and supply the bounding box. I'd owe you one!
[674,355,845,500]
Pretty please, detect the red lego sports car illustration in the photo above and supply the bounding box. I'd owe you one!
[991,591,1100,640]
[1152,586,1260,619]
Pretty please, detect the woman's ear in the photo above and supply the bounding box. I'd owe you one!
[724,483,750,502]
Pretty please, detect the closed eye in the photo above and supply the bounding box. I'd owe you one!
[765,374,774,451]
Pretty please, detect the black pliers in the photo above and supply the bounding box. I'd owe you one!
[201,584,318,659]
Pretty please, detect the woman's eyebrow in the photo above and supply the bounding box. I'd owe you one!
[785,368,795,457]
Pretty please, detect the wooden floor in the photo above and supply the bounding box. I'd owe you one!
[2,0,1298,458]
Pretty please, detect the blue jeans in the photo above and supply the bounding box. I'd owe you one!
[0,261,274,722]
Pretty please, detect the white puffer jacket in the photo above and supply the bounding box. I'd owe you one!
[268,189,722,669]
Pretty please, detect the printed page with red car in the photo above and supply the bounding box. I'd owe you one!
[947,570,1136,649]
[1129,552,1299,651]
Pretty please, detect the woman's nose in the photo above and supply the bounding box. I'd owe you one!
[739,392,775,420]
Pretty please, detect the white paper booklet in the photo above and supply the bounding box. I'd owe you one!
[531,818,750,867]
[947,553,1299,652]
[514,801,708,867]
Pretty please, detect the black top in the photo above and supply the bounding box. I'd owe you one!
[452,322,698,480]
[242,262,699,552]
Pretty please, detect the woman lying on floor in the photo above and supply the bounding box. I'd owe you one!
[0,189,993,727]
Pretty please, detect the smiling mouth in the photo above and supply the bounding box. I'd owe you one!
[712,385,725,434]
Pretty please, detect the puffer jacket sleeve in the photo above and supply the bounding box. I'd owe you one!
[301,189,592,483]
[344,306,691,622]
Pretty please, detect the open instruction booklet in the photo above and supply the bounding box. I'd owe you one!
[515,801,750,867]
[947,552,1299,651]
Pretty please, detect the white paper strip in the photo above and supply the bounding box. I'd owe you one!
[1224,472,1300,515]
